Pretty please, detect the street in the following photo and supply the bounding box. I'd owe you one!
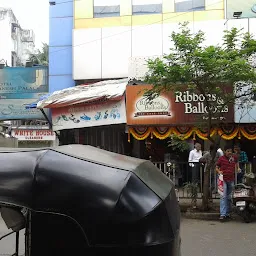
[1,217,256,255]
[0,217,25,256]
[181,218,256,256]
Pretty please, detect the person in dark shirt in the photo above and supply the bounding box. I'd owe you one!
[216,144,240,222]
[234,144,248,183]
[200,144,221,193]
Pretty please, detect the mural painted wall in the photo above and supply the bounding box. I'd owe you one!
[51,97,127,131]
[0,66,48,120]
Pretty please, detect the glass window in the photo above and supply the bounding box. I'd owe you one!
[132,0,162,15]
[175,0,205,12]
[94,0,120,18]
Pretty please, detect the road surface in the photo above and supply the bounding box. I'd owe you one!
[181,218,256,256]
[0,217,25,256]
[1,217,256,255]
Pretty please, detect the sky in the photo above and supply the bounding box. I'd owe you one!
[0,0,49,49]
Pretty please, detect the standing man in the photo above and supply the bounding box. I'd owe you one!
[217,147,224,156]
[234,144,248,183]
[188,143,202,184]
[216,145,240,222]
[200,144,221,193]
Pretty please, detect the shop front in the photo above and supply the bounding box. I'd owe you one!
[126,85,256,162]
[11,127,57,148]
[35,79,130,154]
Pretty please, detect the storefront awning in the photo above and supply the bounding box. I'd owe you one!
[36,78,128,109]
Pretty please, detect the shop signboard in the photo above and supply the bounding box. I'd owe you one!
[11,129,56,141]
[0,66,49,120]
[126,85,234,126]
[226,0,256,19]
[51,96,127,131]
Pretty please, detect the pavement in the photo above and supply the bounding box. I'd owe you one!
[1,216,256,256]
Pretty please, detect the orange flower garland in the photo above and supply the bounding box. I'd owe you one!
[128,126,256,141]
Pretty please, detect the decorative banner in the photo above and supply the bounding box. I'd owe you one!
[126,85,234,125]
[12,129,56,141]
[0,66,48,120]
[128,126,256,141]
[226,0,256,19]
[51,97,126,131]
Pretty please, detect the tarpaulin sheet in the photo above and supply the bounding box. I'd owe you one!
[37,78,128,109]
[25,93,52,109]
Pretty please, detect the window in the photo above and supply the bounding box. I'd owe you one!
[175,0,205,12]
[132,0,162,15]
[94,0,120,18]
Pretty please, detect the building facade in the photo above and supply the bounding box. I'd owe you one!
[49,0,256,85]
[49,0,75,93]
[0,8,35,66]
[48,1,256,157]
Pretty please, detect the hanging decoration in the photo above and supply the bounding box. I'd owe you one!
[128,125,256,141]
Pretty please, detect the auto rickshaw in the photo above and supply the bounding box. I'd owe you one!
[0,145,181,256]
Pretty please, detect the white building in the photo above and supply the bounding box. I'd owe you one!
[72,0,256,81]
[0,8,35,67]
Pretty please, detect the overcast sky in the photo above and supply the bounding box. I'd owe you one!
[0,0,49,49]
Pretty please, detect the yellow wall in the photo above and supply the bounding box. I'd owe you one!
[74,0,224,29]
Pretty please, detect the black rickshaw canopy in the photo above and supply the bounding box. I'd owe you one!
[0,145,181,256]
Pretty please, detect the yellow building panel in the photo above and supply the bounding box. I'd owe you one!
[163,0,175,13]
[205,0,224,10]
[75,16,132,29]
[163,12,193,23]
[194,10,224,21]
[120,0,132,16]
[131,14,163,26]
[74,0,93,19]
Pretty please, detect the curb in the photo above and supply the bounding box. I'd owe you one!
[182,211,220,221]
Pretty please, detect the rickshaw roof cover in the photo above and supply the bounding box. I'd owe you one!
[0,145,180,249]
[0,144,171,203]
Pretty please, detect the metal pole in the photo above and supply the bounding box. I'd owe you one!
[15,232,19,256]
[40,109,60,140]
[173,163,176,186]
[200,164,203,193]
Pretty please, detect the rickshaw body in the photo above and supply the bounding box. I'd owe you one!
[0,145,181,256]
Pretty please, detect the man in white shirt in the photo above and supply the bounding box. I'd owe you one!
[188,143,202,183]
[217,148,224,156]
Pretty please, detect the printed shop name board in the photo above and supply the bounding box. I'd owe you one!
[51,97,127,131]
[134,91,229,117]
[12,129,56,141]
[175,91,229,118]
[126,85,234,125]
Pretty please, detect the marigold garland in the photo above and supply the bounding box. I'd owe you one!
[240,128,256,140]
[129,127,151,141]
[128,126,256,141]
[152,127,173,140]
